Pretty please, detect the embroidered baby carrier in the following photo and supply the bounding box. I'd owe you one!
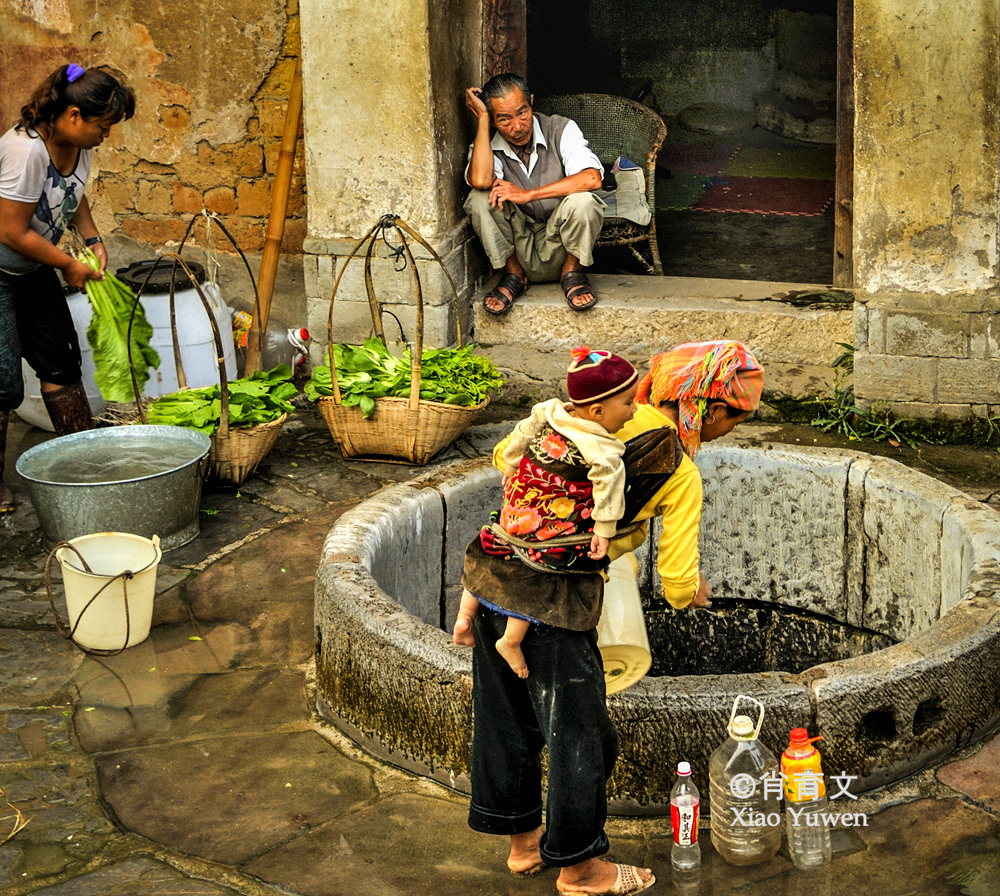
[482,425,684,574]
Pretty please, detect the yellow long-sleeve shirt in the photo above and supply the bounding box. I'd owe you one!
[492,403,702,608]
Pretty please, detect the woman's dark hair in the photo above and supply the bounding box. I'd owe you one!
[18,65,136,134]
[659,398,748,418]
[481,73,532,116]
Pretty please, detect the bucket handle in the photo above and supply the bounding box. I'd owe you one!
[44,542,137,657]
[728,694,765,740]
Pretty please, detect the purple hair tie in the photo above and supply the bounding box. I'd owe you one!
[66,64,85,83]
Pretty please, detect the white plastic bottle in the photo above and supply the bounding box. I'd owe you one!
[670,761,701,870]
[708,695,782,865]
[781,727,832,869]
[232,310,310,374]
[262,325,310,371]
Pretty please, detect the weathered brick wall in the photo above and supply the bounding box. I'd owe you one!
[0,0,305,321]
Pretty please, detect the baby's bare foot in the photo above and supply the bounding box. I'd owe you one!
[453,613,476,647]
[496,637,528,678]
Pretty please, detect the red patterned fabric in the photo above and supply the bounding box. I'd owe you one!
[481,424,603,573]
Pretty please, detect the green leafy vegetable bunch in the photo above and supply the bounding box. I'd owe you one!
[77,246,161,402]
[147,365,298,435]
[304,338,504,419]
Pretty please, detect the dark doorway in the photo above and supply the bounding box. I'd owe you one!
[525,0,849,286]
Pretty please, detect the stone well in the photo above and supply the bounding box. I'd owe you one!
[314,445,1000,813]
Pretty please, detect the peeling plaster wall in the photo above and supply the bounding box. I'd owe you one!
[852,0,1000,418]
[299,0,484,354]
[0,0,306,322]
[854,1,1000,296]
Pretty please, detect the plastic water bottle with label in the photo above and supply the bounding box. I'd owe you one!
[232,310,310,374]
[670,761,701,870]
[708,695,782,865]
[781,727,832,868]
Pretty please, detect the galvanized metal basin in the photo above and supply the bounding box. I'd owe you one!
[16,425,211,552]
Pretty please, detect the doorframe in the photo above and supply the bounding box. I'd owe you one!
[484,0,854,288]
[482,0,527,80]
[833,0,855,288]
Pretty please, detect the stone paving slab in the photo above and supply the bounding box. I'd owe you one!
[27,858,244,895]
[0,760,121,885]
[242,791,661,896]
[73,668,309,753]
[0,631,83,711]
[937,733,1000,814]
[95,730,377,866]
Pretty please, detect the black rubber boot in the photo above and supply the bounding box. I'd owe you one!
[0,410,14,513]
[41,381,94,436]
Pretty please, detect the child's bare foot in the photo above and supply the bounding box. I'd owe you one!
[496,636,528,678]
[452,612,476,647]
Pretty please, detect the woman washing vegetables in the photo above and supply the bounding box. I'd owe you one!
[0,64,135,512]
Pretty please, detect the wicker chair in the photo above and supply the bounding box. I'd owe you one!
[535,93,666,274]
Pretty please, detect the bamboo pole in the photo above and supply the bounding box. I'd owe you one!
[244,57,304,374]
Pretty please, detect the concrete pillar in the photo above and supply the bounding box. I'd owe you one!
[299,0,486,357]
[852,0,1000,418]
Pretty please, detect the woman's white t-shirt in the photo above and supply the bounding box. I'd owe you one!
[0,126,93,274]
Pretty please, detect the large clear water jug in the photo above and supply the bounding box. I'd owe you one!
[708,695,782,865]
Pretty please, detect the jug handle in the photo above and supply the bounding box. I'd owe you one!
[728,694,765,739]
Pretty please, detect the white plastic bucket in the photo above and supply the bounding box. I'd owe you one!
[597,553,652,694]
[55,532,161,652]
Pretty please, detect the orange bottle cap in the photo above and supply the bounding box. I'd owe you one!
[788,727,823,748]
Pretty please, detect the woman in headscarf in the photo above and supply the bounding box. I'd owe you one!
[455,340,762,894]
[613,339,765,609]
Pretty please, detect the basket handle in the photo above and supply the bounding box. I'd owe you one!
[177,211,263,365]
[130,252,231,439]
[325,220,383,405]
[323,214,464,413]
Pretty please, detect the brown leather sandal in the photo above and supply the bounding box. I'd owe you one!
[483,271,529,315]
[561,270,598,311]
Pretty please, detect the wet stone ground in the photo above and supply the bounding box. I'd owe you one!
[2,399,1000,895]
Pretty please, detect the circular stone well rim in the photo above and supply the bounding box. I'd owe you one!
[313,444,1000,813]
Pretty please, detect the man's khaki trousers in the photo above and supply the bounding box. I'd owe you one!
[464,190,606,283]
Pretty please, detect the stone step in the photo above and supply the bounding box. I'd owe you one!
[471,273,852,404]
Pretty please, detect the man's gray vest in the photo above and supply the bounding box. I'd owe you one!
[494,112,571,223]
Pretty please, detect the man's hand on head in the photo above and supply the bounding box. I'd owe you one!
[466,87,490,121]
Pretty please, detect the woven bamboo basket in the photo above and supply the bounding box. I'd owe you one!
[318,215,488,464]
[129,238,288,485]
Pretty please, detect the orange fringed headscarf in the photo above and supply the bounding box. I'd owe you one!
[636,341,764,455]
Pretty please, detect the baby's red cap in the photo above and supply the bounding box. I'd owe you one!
[567,346,637,405]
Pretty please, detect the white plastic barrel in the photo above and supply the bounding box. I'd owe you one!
[597,552,652,694]
[16,291,106,431]
[56,532,161,652]
[117,260,236,398]
[16,259,237,430]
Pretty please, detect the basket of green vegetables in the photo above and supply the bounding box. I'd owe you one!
[129,250,295,485]
[306,215,502,464]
